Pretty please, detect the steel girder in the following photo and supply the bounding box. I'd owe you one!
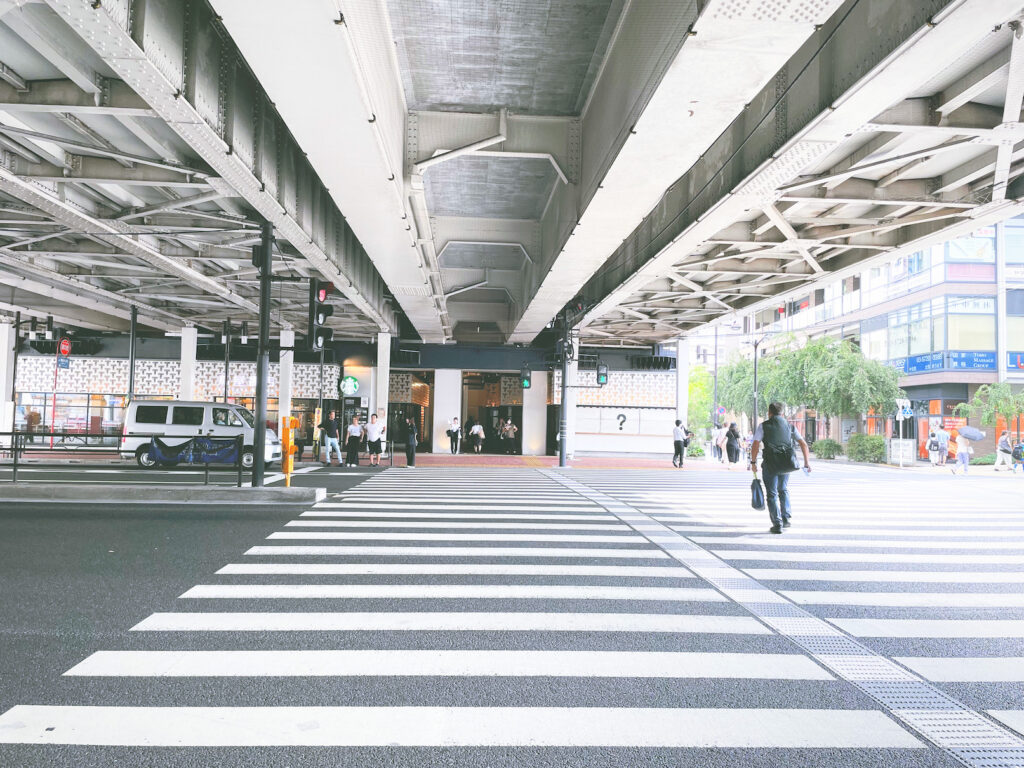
[39,0,398,335]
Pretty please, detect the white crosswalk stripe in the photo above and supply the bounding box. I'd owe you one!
[4,465,1023,761]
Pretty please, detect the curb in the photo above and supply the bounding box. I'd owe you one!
[0,484,326,505]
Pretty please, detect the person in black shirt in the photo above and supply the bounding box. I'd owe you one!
[404,416,418,468]
[318,410,341,466]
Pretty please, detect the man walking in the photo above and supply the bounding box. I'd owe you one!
[995,430,1014,471]
[936,425,950,466]
[750,402,812,534]
[318,409,341,466]
[672,419,688,468]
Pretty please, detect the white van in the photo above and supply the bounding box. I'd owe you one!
[120,400,281,469]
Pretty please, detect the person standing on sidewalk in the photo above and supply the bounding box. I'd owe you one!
[995,430,1014,471]
[365,413,385,467]
[403,416,417,468]
[345,415,364,467]
[469,421,485,453]
[672,420,688,468]
[318,410,341,466]
[750,402,812,534]
[448,417,462,455]
[501,418,518,454]
[951,431,971,475]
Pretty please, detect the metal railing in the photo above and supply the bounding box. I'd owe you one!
[0,431,245,486]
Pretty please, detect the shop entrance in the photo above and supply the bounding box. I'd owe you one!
[388,370,433,452]
[462,372,523,454]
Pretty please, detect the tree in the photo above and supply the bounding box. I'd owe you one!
[954,382,1024,440]
[715,337,902,426]
[687,365,713,433]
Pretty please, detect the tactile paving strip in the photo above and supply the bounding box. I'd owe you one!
[545,470,1024,768]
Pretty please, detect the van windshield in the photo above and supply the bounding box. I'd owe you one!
[235,408,255,427]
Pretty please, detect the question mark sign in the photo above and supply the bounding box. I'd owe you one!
[617,413,626,431]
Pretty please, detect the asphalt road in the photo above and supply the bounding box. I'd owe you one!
[0,464,1021,767]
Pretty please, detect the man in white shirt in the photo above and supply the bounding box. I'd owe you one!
[469,422,485,453]
[365,413,386,467]
[672,420,688,468]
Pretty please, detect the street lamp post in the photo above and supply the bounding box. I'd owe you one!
[751,334,768,428]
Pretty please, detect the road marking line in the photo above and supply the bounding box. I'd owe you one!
[671,526,1024,538]
[302,511,615,520]
[694,537,1024,550]
[216,563,692,577]
[245,546,668,558]
[894,658,1024,682]
[0,705,921,747]
[130,611,769,633]
[828,619,1024,638]
[989,711,1024,737]
[178,584,724,601]
[64,650,832,679]
[715,551,1024,564]
[743,569,1024,583]
[266,531,640,543]
[313,503,598,511]
[783,591,1024,607]
[286,520,628,530]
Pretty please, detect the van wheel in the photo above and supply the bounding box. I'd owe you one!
[241,449,255,469]
[136,445,156,468]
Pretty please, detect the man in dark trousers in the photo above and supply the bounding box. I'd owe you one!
[404,416,418,468]
[750,402,812,534]
[318,409,341,466]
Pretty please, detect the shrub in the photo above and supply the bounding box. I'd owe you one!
[686,443,705,458]
[811,438,843,460]
[846,433,886,463]
[970,452,996,466]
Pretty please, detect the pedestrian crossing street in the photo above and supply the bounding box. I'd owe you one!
[1,466,1023,765]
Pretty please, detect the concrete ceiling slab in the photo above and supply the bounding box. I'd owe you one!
[423,155,558,219]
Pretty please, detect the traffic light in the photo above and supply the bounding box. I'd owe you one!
[596,362,608,386]
[280,415,300,483]
[308,279,334,351]
[520,365,531,389]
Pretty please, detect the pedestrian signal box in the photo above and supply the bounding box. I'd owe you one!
[596,362,608,386]
[520,366,531,389]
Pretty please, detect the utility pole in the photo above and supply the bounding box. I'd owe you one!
[711,325,718,428]
[128,306,137,400]
[223,320,231,404]
[251,220,273,487]
[752,334,767,428]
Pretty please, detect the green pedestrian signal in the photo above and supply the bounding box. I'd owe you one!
[596,362,608,386]
[520,365,531,389]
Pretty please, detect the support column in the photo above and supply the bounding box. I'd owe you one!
[996,221,1008,383]
[252,220,273,487]
[278,328,295,423]
[128,306,137,399]
[522,370,548,456]
[676,337,690,425]
[179,326,197,400]
[565,348,578,459]
[376,332,391,423]
[431,369,462,453]
[0,321,16,442]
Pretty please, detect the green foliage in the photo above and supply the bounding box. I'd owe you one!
[970,452,996,466]
[811,438,843,460]
[686,443,705,458]
[716,338,903,422]
[954,383,1024,432]
[687,365,713,433]
[846,433,886,463]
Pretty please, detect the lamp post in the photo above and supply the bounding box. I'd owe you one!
[751,334,768,428]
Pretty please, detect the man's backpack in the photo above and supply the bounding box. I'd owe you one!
[927,438,939,451]
[1013,444,1024,462]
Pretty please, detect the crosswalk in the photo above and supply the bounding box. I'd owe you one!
[1,466,1022,765]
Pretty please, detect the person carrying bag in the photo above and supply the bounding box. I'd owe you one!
[750,402,812,534]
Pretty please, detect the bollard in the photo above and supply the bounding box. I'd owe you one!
[11,431,18,484]
[204,459,210,485]
[235,434,243,488]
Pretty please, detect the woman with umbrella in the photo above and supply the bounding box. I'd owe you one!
[951,425,985,475]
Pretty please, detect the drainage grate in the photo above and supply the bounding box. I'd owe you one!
[545,470,1024,768]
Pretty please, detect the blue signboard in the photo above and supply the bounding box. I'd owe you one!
[886,358,907,374]
[905,352,944,374]
[1009,352,1024,370]
[947,351,997,370]
[56,357,70,369]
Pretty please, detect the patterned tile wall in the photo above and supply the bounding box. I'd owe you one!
[16,356,340,400]
[500,375,523,406]
[552,370,676,407]
[389,372,413,402]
